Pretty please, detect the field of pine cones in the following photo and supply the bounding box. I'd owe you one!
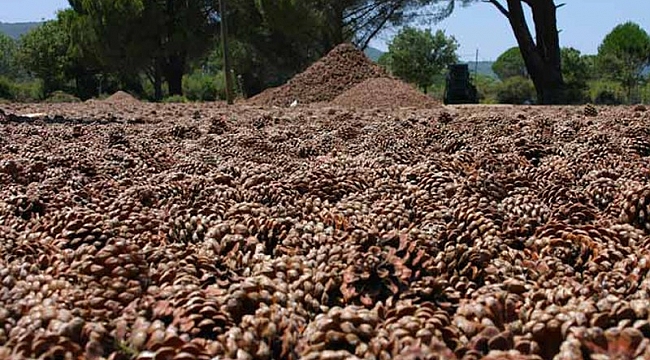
[2,102,650,359]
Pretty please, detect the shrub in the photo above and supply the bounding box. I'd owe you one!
[496,76,536,104]
[0,76,12,100]
[44,91,81,103]
[594,90,624,105]
[183,71,226,102]
[565,85,589,105]
[474,74,500,104]
[641,82,650,104]
[162,95,189,103]
[0,78,41,102]
[12,81,43,102]
[588,80,625,104]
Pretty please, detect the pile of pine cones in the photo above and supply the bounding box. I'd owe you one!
[1,102,650,359]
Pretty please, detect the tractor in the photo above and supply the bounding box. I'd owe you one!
[444,64,478,105]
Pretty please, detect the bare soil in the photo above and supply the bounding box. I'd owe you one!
[1,101,650,359]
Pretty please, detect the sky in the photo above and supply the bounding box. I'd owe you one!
[1,0,649,61]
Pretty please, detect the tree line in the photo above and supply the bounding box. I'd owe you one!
[0,0,648,105]
[1,0,450,102]
[484,22,650,105]
[375,21,650,105]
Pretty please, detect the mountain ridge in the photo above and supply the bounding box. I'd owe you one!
[0,21,43,39]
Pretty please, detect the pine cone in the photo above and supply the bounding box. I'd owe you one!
[584,104,598,117]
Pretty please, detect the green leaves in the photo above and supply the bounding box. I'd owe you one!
[384,27,458,92]
[597,22,650,101]
[492,47,527,81]
[16,20,71,95]
[496,76,535,104]
[0,33,17,78]
[561,47,590,104]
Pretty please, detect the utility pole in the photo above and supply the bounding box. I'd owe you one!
[220,0,234,105]
[474,48,479,81]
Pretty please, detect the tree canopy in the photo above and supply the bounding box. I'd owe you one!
[66,0,218,97]
[597,22,650,102]
[561,47,590,104]
[0,33,17,78]
[382,27,458,93]
[493,45,591,104]
[16,20,72,95]
[492,46,527,81]
[7,0,648,106]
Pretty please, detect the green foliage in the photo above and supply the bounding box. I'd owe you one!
[0,76,43,102]
[377,52,392,72]
[492,47,527,81]
[183,71,226,101]
[385,27,458,93]
[0,76,12,100]
[561,47,590,104]
[162,95,190,103]
[16,20,71,96]
[473,74,500,104]
[224,0,336,96]
[588,80,625,105]
[581,54,598,81]
[67,0,218,97]
[425,73,447,100]
[0,33,17,78]
[496,76,535,104]
[597,22,650,102]
[198,39,258,96]
[44,91,82,103]
[11,80,43,102]
[492,46,591,103]
[640,81,650,104]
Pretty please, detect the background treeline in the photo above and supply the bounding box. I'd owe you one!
[377,22,650,105]
[1,0,369,102]
[472,22,650,105]
[0,0,649,105]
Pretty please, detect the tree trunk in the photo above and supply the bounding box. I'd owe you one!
[163,0,183,96]
[165,55,184,96]
[152,59,163,101]
[330,3,345,45]
[154,73,163,101]
[505,0,565,104]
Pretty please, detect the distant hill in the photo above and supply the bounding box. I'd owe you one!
[0,22,42,39]
[364,46,384,62]
[462,61,497,79]
[363,46,497,79]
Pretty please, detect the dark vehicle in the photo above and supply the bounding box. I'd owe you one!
[444,64,478,105]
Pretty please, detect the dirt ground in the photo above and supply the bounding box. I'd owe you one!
[2,101,650,359]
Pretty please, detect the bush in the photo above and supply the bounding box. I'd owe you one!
[425,73,446,100]
[162,95,189,103]
[12,81,42,102]
[0,77,42,102]
[474,74,500,104]
[641,82,650,104]
[565,85,589,105]
[496,76,536,104]
[594,90,624,105]
[588,80,625,104]
[0,76,12,100]
[44,91,81,103]
[183,71,226,102]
